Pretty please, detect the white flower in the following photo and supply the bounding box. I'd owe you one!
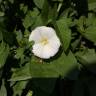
[29,26,61,59]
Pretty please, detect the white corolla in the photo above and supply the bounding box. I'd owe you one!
[29,26,61,59]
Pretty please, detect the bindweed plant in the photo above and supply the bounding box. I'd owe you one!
[0,0,96,96]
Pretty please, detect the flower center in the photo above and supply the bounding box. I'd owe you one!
[40,38,48,45]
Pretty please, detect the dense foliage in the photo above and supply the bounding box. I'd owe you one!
[0,0,96,96]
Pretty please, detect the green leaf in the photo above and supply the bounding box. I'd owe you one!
[88,2,96,10]
[71,36,81,51]
[23,9,39,29]
[2,31,15,45]
[0,22,14,45]
[29,56,59,78]
[52,0,63,2]
[78,16,96,43]
[84,26,96,43]
[0,31,3,41]
[15,47,24,59]
[0,42,9,68]
[8,0,14,4]
[0,11,4,17]
[0,80,7,96]
[56,18,71,51]
[20,4,28,14]
[76,49,96,74]
[13,81,28,96]
[48,3,58,22]
[52,51,78,79]
[23,12,34,29]
[15,30,23,43]
[10,63,32,81]
[76,16,86,33]
[0,70,2,78]
[29,62,59,77]
[86,15,96,27]
[0,16,4,23]
[30,51,78,79]
[33,0,45,9]
[26,90,33,96]
[15,47,26,65]
[88,0,96,3]
[32,15,44,28]
[0,0,2,3]
[41,0,49,24]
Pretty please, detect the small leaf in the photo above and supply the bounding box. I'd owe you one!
[0,11,4,17]
[15,47,24,59]
[76,49,96,74]
[52,0,63,2]
[33,0,45,9]
[78,16,96,43]
[0,31,3,41]
[88,2,96,10]
[41,0,49,24]
[88,0,96,3]
[10,63,32,81]
[8,0,14,4]
[20,4,28,14]
[15,30,23,44]
[71,36,81,51]
[56,18,71,51]
[13,81,28,96]
[86,15,96,27]
[84,26,96,43]
[32,15,44,28]
[23,10,39,29]
[76,16,86,33]
[23,12,34,29]
[48,3,58,22]
[0,0,2,3]
[26,90,33,96]
[0,80,7,96]
[0,42,9,68]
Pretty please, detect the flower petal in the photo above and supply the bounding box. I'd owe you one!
[29,28,42,43]
[48,36,61,50]
[37,26,56,39]
[32,43,43,58]
[42,44,59,59]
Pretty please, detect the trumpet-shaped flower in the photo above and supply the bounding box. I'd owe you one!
[29,26,61,59]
